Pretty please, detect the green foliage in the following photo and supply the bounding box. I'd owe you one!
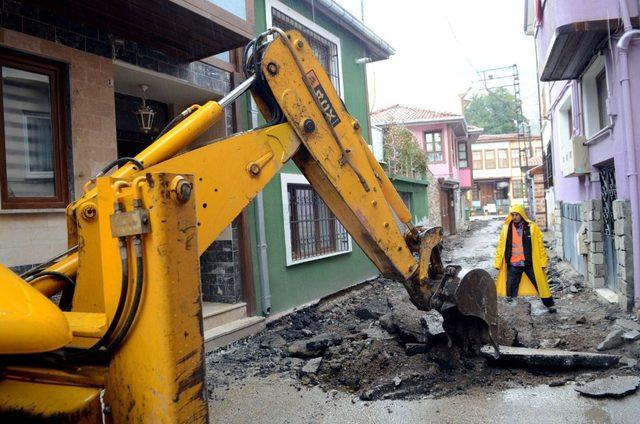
[464,88,526,134]
[383,125,427,179]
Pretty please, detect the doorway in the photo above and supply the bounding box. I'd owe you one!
[114,92,169,158]
[440,188,456,235]
[599,164,617,290]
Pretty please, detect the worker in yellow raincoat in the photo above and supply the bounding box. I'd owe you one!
[494,204,556,313]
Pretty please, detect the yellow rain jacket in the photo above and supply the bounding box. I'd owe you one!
[494,204,551,298]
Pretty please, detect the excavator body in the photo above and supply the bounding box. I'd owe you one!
[0,29,497,422]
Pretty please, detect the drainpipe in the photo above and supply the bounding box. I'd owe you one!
[254,191,272,315]
[617,0,640,308]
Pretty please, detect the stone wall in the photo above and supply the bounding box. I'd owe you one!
[613,199,634,311]
[425,171,441,227]
[553,201,564,259]
[200,220,242,304]
[582,199,605,288]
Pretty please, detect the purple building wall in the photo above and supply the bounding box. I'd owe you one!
[531,0,640,310]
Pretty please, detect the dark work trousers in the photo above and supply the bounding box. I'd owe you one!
[506,264,555,307]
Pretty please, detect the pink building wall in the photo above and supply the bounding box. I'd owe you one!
[407,122,463,183]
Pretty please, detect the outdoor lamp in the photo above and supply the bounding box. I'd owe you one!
[134,84,155,133]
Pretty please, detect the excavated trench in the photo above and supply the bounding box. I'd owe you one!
[206,220,640,402]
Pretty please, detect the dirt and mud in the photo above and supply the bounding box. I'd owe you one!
[205,219,640,402]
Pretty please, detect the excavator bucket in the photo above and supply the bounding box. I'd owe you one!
[438,268,499,354]
[403,226,499,353]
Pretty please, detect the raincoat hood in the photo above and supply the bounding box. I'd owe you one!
[504,204,533,225]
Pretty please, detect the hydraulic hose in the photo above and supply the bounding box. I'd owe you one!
[103,235,144,356]
[29,271,76,311]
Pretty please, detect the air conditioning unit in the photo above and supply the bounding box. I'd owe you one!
[561,135,589,177]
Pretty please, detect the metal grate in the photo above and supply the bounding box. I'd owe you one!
[271,8,341,95]
[287,183,349,261]
[599,165,617,236]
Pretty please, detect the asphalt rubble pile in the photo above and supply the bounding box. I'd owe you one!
[206,220,640,401]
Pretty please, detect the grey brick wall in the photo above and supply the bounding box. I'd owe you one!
[613,199,634,311]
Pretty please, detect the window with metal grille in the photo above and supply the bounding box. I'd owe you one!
[271,7,341,95]
[286,182,350,262]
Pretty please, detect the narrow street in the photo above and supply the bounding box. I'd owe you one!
[207,221,640,423]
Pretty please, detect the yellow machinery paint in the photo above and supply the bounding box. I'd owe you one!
[0,29,498,422]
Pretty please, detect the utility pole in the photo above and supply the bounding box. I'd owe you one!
[476,64,533,211]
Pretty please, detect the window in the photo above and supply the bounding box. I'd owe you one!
[543,143,554,188]
[457,141,468,168]
[472,150,482,169]
[520,148,528,167]
[510,148,520,168]
[534,147,543,157]
[268,0,342,96]
[424,131,443,163]
[484,150,495,169]
[497,149,509,168]
[472,183,480,201]
[399,191,412,210]
[581,55,608,138]
[596,69,608,129]
[512,180,524,198]
[0,49,68,209]
[281,173,351,265]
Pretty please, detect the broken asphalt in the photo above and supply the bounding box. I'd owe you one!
[206,219,640,423]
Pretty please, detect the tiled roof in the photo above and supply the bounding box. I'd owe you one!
[370,104,463,125]
[528,155,543,167]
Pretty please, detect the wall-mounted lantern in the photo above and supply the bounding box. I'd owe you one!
[134,84,155,133]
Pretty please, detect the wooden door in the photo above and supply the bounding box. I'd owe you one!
[440,189,451,234]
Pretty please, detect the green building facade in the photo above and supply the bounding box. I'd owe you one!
[245,0,429,315]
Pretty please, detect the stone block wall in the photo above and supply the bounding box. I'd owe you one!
[582,199,605,288]
[425,171,441,227]
[200,220,242,304]
[553,201,564,258]
[613,199,634,311]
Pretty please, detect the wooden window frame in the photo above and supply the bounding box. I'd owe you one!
[472,150,483,170]
[497,148,509,168]
[0,48,68,209]
[510,148,520,168]
[424,130,444,164]
[484,149,496,169]
[457,141,468,168]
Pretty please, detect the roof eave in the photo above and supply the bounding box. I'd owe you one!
[301,0,395,61]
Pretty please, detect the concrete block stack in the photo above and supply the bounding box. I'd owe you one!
[613,199,634,311]
[582,199,605,288]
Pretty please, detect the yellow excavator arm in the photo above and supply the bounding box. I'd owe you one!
[0,29,497,422]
